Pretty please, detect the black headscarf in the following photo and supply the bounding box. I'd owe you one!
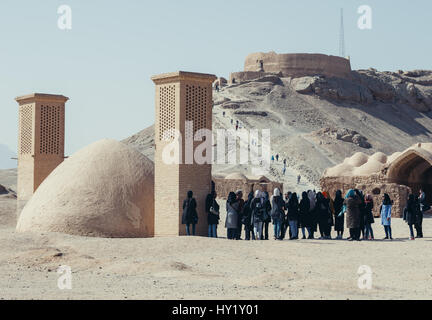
[408,194,415,204]
[383,193,392,205]
[288,192,299,206]
[227,192,237,204]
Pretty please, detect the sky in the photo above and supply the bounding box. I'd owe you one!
[1,0,431,166]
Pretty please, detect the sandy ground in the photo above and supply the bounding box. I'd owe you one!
[0,196,431,300]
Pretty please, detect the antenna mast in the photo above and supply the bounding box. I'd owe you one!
[339,8,346,58]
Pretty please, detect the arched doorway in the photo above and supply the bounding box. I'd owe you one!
[387,150,432,205]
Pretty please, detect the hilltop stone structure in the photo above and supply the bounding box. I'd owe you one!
[230,52,352,84]
[213,172,283,199]
[152,71,216,237]
[15,93,68,214]
[320,143,432,217]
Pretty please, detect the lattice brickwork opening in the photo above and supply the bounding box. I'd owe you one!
[158,85,176,141]
[19,105,33,155]
[40,105,61,154]
[185,84,209,139]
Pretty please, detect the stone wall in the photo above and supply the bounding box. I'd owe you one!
[214,177,283,199]
[320,175,410,218]
[229,71,281,85]
[244,52,352,80]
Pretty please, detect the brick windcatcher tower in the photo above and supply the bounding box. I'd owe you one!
[152,71,216,236]
[15,93,69,214]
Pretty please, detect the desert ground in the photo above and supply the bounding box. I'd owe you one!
[0,192,431,300]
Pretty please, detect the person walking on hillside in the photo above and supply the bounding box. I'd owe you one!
[271,188,285,240]
[235,190,245,240]
[364,194,375,240]
[225,192,239,240]
[182,190,198,236]
[403,194,419,240]
[206,190,220,238]
[380,193,393,240]
[333,190,345,239]
[251,190,266,240]
[299,191,311,239]
[271,155,275,163]
[276,154,279,162]
[344,189,362,241]
[287,192,300,240]
[242,192,255,240]
[297,175,301,184]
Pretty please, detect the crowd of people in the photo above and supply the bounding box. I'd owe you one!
[180,188,427,241]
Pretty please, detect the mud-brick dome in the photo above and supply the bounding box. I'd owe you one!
[16,139,154,238]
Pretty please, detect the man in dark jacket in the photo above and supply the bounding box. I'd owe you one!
[182,190,198,236]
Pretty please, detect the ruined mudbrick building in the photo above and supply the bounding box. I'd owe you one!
[320,143,432,217]
[230,51,352,84]
[213,172,283,199]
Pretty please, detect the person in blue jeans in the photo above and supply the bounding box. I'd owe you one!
[270,188,285,240]
[186,224,196,236]
[287,193,300,240]
[380,193,393,240]
[206,190,220,238]
[182,190,198,236]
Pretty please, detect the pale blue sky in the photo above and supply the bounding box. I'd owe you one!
[1,0,431,164]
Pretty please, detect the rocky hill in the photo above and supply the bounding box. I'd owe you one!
[123,69,432,192]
